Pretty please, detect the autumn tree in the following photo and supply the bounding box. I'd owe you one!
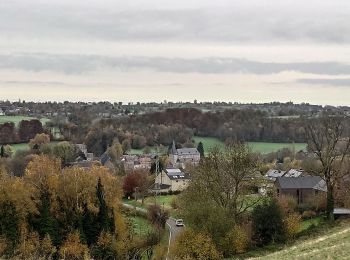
[52,141,78,166]
[59,231,90,260]
[29,133,50,151]
[304,113,350,221]
[122,139,131,154]
[171,228,221,260]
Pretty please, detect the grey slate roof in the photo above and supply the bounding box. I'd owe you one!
[164,168,191,180]
[276,176,327,192]
[265,169,286,180]
[176,148,200,155]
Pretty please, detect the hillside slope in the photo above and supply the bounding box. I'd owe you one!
[249,222,350,260]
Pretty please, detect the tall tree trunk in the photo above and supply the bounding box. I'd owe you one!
[326,180,334,222]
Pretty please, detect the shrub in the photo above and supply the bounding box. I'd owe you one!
[284,213,301,240]
[170,197,179,209]
[223,224,251,256]
[277,195,297,215]
[147,204,169,229]
[302,210,317,219]
[305,193,327,213]
[252,198,286,246]
[297,203,313,214]
[171,228,221,260]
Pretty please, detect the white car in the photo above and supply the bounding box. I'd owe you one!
[175,219,184,227]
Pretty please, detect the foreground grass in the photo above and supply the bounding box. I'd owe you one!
[241,220,350,260]
[193,136,307,154]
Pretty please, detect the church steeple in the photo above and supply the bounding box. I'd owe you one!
[171,140,177,155]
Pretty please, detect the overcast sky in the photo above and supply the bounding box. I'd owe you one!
[1,0,350,105]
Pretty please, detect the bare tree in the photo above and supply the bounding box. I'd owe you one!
[305,113,350,221]
[189,144,260,220]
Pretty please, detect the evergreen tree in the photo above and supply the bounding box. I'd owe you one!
[252,198,286,246]
[82,202,98,246]
[37,189,59,245]
[197,142,205,157]
[0,145,4,157]
[96,178,110,233]
[0,201,19,253]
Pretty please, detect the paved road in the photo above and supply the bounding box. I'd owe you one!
[122,203,184,260]
[166,217,185,260]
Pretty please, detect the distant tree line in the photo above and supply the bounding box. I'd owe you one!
[0,119,45,144]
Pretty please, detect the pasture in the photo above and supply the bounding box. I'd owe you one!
[193,136,307,154]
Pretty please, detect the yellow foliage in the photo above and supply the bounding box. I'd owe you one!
[224,224,250,255]
[284,213,301,240]
[171,228,221,260]
[29,133,50,150]
[59,231,90,260]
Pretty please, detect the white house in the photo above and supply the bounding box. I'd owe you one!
[154,168,191,192]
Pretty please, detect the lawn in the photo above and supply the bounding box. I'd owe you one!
[128,215,154,238]
[247,220,350,260]
[0,115,50,127]
[9,141,60,154]
[299,216,325,233]
[193,136,307,154]
[123,195,176,210]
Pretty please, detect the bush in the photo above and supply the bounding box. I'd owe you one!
[223,224,251,256]
[252,198,286,246]
[297,203,313,214]
[284,213,301,240]
[170,197,179,209]
[171,228,221,260]
[147,205,169,229]
[277,195,297,215]
[302,210,317,219]
[305,193,327,213]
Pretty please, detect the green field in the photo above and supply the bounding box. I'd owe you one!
[193,136,307,154]
[0,115,50,127]
[123,195,176,210]
[128,215,154,238]
[247,221,350,260]
[9,141,60,154]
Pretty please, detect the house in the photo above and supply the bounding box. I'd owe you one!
[154,168,191,192]
[265,169,286,181]
[275,176,327,204]
[121,155,153,172]
[284,169,304,178]
[0,108,4,116]
[265,168,304,181]
[169,141,200,167]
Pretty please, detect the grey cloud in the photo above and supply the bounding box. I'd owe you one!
[1,53,350,76]
[1,2,350,44]
[297,78,350,87]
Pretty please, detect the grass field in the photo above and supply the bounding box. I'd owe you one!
[128,215,154,238]
[0,115,50,127]
[123,195,176,210]
[247,221,350,260]
[9,141,60,154]
[300,216,325,233]
[193,136,307,154]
